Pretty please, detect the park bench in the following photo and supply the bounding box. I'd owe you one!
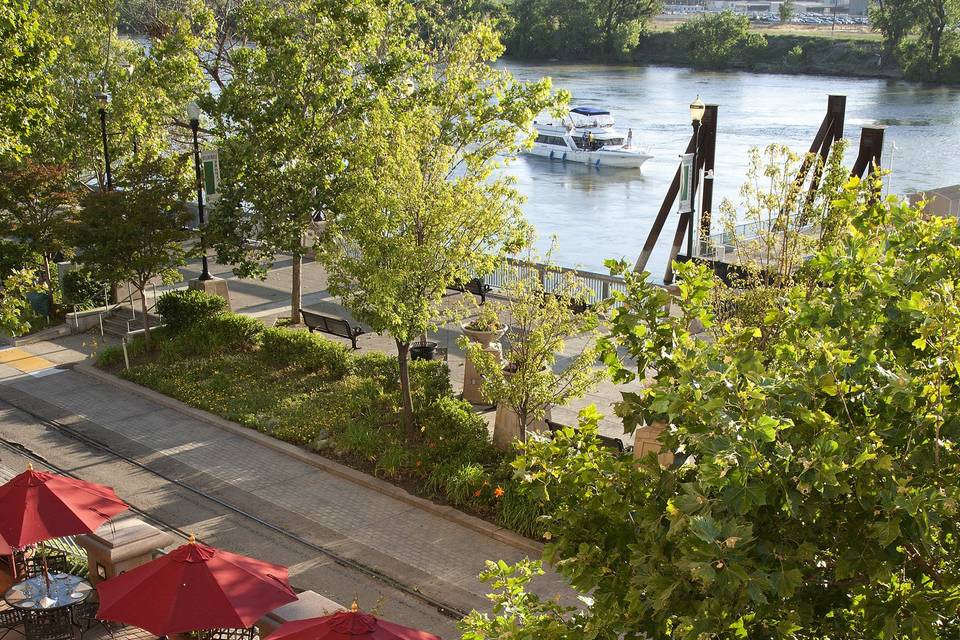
[300,309,365,349]
[448,277,492,305]
[545,419,632,453]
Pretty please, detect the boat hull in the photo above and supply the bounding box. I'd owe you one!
[523,144,652,169]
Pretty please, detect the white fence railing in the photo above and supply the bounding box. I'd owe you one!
[482,257,630,305]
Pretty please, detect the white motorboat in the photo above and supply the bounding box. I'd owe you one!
[524,107,653,170]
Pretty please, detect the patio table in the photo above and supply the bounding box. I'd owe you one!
[3,572,93,610]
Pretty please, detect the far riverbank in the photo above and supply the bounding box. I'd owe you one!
[633,30,901,81]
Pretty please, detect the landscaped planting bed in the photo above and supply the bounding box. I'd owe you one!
[96,303,547,538]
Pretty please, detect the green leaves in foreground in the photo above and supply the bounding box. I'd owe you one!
[463,180,960,639]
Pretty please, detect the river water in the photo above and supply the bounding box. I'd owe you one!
[495,61,960,274]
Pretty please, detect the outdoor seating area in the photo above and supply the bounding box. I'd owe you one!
[0,464,442,640]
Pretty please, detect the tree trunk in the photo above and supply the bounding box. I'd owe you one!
[397,340,417,441]
[42,255,52,286]
[290,253,302,324]
[930,24,944,78]
[518,405,528,443]
[139,286,150,348]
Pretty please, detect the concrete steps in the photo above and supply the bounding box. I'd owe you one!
[100,307,162,338]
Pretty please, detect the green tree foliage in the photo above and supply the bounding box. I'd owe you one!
[0,268,45,337]
[464,180,960,638]
[870,0,920,65]
[870,0,959,80]
[676,10,768,69]
[506,0,661,60]
[0,0,56,159]
[320,24,560,440]
[73,155,192,345]
[0,159,80,285]
[208,0,417,324]
[23,0,210,185]
[778,0,796,23]
[911,0,960,79]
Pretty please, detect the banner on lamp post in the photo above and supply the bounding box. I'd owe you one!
[678,153,694,214]
[201,149,220,204]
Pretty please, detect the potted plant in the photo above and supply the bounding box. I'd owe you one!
[461,304,506,348]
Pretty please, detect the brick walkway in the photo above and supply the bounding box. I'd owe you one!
[0,367,574,633]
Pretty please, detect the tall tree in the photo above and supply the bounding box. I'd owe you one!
[464,179,960,638]
[914,0,960,78]
[24,0,209,186]
[73,155,192,345]
[208,0,418,324]
[320,23,560,440]
[506,0,660,60]
[869,0,919,65]
[0,159,81,285]
[0,0,56,159]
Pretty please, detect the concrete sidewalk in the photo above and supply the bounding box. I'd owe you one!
[0,365,573,628]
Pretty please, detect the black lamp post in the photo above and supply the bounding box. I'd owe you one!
[687,95,705,259]
[123,63,139,157]
[95,91,112,191]
[187,101,212,281]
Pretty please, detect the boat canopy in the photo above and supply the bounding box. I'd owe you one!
[571,107,610,116]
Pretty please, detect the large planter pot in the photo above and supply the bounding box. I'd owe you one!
[461,325,506,349]
[491,366,550,450]
[633,420,674,467]
[410,341,438,361]
[493,403,551,451]
[462,326,507,405]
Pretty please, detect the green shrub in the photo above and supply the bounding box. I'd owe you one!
[410,359,452,403]
[96,345,125,367]
[375,444,412,479]
[496,480,547,538]
[419,396,497,467]
[350,350,397,381]
[259,327,350,378]
[95,335,149,368]
[444,462,490,506]
[157,289,228,333]
[62,269,107,310]
[166,313,264,357]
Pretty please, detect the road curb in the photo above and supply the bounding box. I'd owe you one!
[75,362,545,557]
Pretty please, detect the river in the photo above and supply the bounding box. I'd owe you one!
[494,61,960,274]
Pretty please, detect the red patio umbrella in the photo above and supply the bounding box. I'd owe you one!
[0,464,129,548]
[96,536,298,635]
[266,604,440,640]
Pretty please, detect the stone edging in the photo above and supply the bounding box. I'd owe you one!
[74,361,545,557]
[1,324,71,346]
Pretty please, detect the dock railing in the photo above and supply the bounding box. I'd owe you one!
[481,257,630,306]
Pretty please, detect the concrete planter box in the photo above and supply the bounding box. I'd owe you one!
[75,517,175,585]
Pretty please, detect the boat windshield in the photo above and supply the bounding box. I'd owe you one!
[569,112,614,128]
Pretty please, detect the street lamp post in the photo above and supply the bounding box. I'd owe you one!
[123,63,138,157]
[187,101,211,281]
[687,95,705,259]
[95,92,112,191]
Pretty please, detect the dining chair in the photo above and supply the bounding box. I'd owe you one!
[22,609,73,640]
[0,606,25,640]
